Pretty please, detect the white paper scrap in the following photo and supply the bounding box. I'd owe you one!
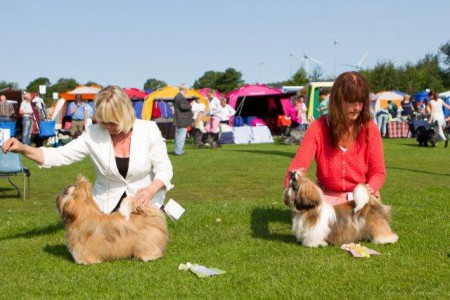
[164,199,185,221]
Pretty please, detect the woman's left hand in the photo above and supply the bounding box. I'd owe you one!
[134,187,155,206]
[365,184,375,195]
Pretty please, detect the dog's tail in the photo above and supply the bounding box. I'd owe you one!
[353,184,370,213]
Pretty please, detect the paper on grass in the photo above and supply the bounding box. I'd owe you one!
[179,262,226,278]
[151,193,185,222]
[341,243,380,258]
[164,199,185,221]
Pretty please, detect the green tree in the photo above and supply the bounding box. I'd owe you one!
[193,71,221,90]
[26,77,51,93]
[414,54,444,91]
[439,41,450,70]
[143,78,167,91]
[85,81,102,87]
[400,62,421,95]
[194,68,243,94]
[363,61,399,91]
[285,67,309,86]
[0,80,19,90]
[439,41,450,88]
[49,78,79,93]
[214,68,244,94]
[309,66,325,82]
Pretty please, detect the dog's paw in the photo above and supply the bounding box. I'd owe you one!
[373,233,398,244]
[303,240,328,248]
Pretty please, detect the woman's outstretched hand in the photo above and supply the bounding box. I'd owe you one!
[2,138,25,154]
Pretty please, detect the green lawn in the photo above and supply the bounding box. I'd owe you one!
[0,138,449,299]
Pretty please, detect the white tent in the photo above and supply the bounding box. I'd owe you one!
[439,91,450,98]
[374,91,403,112]
[50,85,101,129]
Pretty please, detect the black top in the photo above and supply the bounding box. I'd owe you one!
[173,92,193,127]
[115,156,129,179]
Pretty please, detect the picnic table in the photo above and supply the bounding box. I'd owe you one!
[386,121,410,138]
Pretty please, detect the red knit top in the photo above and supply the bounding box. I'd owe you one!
[285,116,386,193]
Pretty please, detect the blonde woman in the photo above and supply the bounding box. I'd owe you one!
[2,86,173,213]
[204,89,222,133]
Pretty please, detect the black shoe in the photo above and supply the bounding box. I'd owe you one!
[445,140,448,148]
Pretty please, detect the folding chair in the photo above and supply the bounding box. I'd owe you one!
[0,151,30,200]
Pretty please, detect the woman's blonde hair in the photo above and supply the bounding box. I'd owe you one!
[94,86,136,133]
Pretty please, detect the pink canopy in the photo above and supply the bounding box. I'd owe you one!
[225,84,290,116]
[224,84,291,133]
[123,88,148,100]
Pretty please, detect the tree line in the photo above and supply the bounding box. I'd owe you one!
[1,41,449,106]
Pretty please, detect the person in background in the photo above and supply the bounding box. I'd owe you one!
[19,93,33,145]
[297,95,308,129]
[400,94,415,119]
[428,91,450,147]
[84,99,94,126]
[387,100,398,119]
[218,97,236,124]
[289,97,302,129]
[191,97,206,124]
[317,89,330,117]
[191,97,207,133]
[416,100,428,119]
[285,71,385,206]
[375,105,389,137]
[204,89,222,133]
[173,84,193,155]
[68,94,88,137]
[0,95,15,121]
[3,85,173,213]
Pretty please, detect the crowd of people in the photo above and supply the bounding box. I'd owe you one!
[173,86,236,154]
[0,91,95,146]
[373,91,450,146]
[1,73,448,264]
[2,86,173,213]
[288,88,330,131]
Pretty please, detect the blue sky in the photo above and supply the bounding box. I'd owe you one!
[3,0,449,90]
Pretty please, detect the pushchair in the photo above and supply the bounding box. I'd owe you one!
[36,120,57,147]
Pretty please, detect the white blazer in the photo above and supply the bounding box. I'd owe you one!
[40,119,173,213]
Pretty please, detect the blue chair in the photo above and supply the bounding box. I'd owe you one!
[0,151,30,200]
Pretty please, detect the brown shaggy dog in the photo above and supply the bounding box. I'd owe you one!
[283,171,398,247]
[56,176,168,264]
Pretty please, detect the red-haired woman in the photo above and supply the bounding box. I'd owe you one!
[285,71,385,205]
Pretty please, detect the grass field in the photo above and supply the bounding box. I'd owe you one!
[1,137,449,299]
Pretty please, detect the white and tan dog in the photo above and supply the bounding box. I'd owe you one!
[56,176,168,264]
[283,171,398,248]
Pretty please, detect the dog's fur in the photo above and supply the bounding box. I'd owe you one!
[56,176,169,264]
[283,171,398,247]
[416,122,438,147]
[283,128,306,145]
[192,129,221,149]
[200,132,221,148]
[191,112,221,149]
